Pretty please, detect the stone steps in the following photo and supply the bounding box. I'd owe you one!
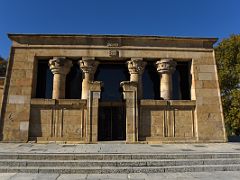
[1,165,240,174]
[0,158,240,167]
[0,153,240,173]
[1,153,240,160]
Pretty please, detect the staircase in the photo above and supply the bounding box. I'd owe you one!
[0,152,240,174]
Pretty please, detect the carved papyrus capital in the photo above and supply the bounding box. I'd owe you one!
[156,59,176,74]
[49,57,72,75]
[79,57,99,75]
[127,58,146,75]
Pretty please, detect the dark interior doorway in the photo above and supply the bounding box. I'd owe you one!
[172,61,191,100]
[36,60,53,98]
[142,62,160,99]
[98,102,126,141]
[95,62,129,141]
[65,61,82,99]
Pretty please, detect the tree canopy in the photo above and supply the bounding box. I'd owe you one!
[0,56,7,77]
[215,35,240,136]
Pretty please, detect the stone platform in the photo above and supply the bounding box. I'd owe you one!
[0,142,240,154]
[0,143,240,179]
[1,171,240,180]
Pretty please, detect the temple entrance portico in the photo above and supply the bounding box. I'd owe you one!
[0,34,227,144]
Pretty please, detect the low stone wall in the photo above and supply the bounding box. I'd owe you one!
[29,99,87,142]
[139,100,196,143]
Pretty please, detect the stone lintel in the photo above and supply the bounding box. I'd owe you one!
[169,100,196,107]
[82,56,95,61]
[8,34,218,49]
[140,100,168,106]
[30,98,56,105]
[30,98,87,106]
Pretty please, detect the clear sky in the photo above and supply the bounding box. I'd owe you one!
[0,0,239,58]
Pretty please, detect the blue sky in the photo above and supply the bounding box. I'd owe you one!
[0,0,239,58]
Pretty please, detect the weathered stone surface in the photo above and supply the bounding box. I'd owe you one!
[29,99,87,141]
[79,57,99,99]
[0,34,226,143]
[127,58,146,99]
[156,59,177,100]
[140,100,196,140]
[49,57,72,99]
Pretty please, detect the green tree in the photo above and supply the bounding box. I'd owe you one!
[0,56,7,77]
[215,35,240,136]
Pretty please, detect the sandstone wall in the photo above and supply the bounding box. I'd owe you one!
[139,100,196,143]
[29,99,87,142]
[0,34,226,143]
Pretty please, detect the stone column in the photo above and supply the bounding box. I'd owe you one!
[79,57,99,99]
[120,81,138,143]
[127,58,146,99]
[86,81,102,143]
[156,59,176,100]
[49,57,72,99]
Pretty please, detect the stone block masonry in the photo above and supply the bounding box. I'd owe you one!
[0,34,226,143]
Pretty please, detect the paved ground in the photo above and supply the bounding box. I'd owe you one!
[0,142,240,154]
[1,171,240,180]
[1,142,240,179]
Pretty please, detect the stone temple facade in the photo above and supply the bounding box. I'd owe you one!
[0,34,227,143]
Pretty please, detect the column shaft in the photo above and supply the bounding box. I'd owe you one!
[127,58,146,99]
[130,73,139,82]
[81,73,91,99]
[79,57,99,99]
[52,74,67,99]
[160,73,172,100]
[156,59,176,100]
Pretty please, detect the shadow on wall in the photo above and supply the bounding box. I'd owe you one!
[0,57,10,141]
[29,108,43,140]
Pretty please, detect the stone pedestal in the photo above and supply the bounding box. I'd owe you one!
[49,57,72,99]
[156,59,176,100]
[127,58,146,99]
[79,57,99,99]
[86,81,102,143]
[120,81,138,143]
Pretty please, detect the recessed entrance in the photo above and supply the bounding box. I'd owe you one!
[95,63,129,141]
[98,101,126,141]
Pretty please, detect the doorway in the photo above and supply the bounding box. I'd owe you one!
[98,101,126,141]
[95,62,129,141]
